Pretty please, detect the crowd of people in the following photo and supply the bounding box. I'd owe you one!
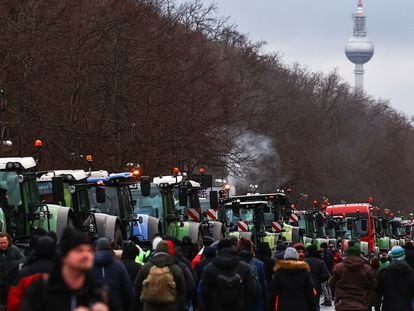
[1,228,414,311]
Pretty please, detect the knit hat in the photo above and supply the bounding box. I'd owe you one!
[59,227,92,257]
[284,247,299,260]
[96,237,111,251]
[390,246,406,261]
[34,236,56,258]
[156,240,170,254]
[346,241,361,256]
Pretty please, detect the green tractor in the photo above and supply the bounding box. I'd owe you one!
[0,157,71,247]
[224,192,301,248]
[130,175,204,247]
[37,170,125,245]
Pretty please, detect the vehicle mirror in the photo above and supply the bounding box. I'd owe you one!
[52,176,65,203]
[96,187,106,203]
[179,185,188,206]
[140,176,151,197]
[132,199,137,206]
[209,191,218,210]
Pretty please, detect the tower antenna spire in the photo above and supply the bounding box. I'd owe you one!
[358,0,363,8]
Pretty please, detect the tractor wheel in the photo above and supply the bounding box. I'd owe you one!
[197,229,204,249]
[113,224,124,250]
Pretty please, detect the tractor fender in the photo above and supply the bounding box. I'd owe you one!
[188,222,201,244]
[228,231,253,240]
[94,213,120,240]
[360,241,369,256]
[130,215,160,242]
[0,208,6,233]
[50,204,70,242]
[208,221,223,241]
[147,216,160,241]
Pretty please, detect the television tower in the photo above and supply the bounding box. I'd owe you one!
[345,0,374,90]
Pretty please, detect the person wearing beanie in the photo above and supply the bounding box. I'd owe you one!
[20,227,109,311]
[92,237,133,311]
[200,238,257,311]
[319,242,334,307]
[121,241,142,282]
[293,242,306,261]
[237,238,268,311]
[329,241,374,311]
[272,242,287,263]
[377,245,414,311]
[269,246,315,311]
[304,244,330,310]
[134,239,187,311]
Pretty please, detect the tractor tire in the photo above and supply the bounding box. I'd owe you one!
[197,229,204,249]
[113,224,124,250]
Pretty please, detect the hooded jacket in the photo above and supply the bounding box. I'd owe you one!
[329,255,374,311]
[377,259,414,311]
[268,260,315,311]
[134,252,187,311]
[91,250,133,311]
[201,248,257,311]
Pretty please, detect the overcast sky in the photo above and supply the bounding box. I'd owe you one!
[178,0,414,116]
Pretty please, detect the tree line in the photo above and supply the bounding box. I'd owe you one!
[0,0,413,212]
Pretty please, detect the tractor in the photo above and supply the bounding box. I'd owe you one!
[37,170,124,244]
[0,157,71,249]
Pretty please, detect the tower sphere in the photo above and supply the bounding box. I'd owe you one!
[345,36,374,64]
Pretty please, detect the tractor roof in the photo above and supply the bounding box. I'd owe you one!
[38,170,88,182]
[0,157,37,170]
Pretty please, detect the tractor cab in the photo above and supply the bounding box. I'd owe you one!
[37,170,99,237]
[0,157,71,248]
[86,172,136,248]
[130,175,204,247]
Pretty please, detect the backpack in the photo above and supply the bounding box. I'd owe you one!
[141,265,177,304]
[216,268,243,307]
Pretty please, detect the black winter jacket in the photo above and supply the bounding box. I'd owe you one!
[19,263,107,311]
[304,256,330,294]
[377,259,414,311]
[201,248,257,311]
[91,250,133,311]
[268,260,315,311]
[0,245,24,286]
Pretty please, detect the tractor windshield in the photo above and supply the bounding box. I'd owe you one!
[131,184,163,218]
[226,207,254,229]
[0,171,22,208]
